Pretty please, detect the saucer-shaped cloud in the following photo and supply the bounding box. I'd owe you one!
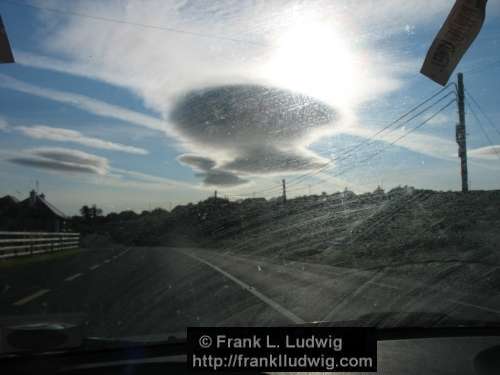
[8,147,109,175]
[171,84,336,184]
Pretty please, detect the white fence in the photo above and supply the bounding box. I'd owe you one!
[0,231,80,259]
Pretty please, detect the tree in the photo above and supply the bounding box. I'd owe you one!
[80,205,91,222]
[90,204,103,220]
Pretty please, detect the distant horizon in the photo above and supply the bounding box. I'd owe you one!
[3,183,499,217]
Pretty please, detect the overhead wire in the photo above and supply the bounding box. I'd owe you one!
[283,89,457,190]
[302,98,457,192]
[465,88,500,138]
[463,58,500,75]
[0,0,267,47]
[231,84,457,198]
[465,101,500,160]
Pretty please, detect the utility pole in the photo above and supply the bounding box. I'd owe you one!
[214,190,217,199]
[456,73,469,193]
[282,179,287,203]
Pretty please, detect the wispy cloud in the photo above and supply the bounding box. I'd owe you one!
[17,125,149,155]
[0,74,176,137]
[0,117,8,131]
[469,145,500,160]
[426,113,451,126]
[342,123,457,162]
[110,167,199,189]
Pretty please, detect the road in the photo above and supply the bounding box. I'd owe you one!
[1,246,500,339]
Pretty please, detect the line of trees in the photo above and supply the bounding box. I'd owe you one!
[79,204,103,222]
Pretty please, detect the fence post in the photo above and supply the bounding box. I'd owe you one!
[30,233,34,256]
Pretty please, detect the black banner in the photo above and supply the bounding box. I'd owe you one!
[421,0,487,85]
[0,15,15,64]
[188,327,377,372]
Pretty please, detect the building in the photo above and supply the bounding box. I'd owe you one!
[0,194,19,212]
[0,190,67,232]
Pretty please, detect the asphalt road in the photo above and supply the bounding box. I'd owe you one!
[1,246,500,339]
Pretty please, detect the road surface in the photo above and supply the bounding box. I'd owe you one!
[1,246,500,338]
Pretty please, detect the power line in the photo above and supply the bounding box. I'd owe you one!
[284,89,457,190]
[232,84,457,198]
[0,0,267,47]
[465,101,500,160]
[465,88,500,138]
[237,93,457,198]
[303,99,457,191]
[247,85,456,196]
[463,58,500,75]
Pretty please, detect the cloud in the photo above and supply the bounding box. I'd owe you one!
[18,0,455,110]
[111,167,199,189]
[177,154,248,187]
[469,145,500,160]
[7,147,109,175]
[221,146,327,174]
[343,123,457,161]
[197,169,249,187]
[9,158,101,174]
[0,74,175,136]
[0,118,8,131]
[171,84,334,180]
[177,154,216,172]
[12,0,497,188]
[426,113,451,126]
[17,125,149,155]
[170,85,337,148]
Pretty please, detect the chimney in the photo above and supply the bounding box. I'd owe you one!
[29,189,37,206]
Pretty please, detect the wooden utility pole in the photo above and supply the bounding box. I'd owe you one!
[282,179,287,203]
[214,190,217,199]
[456,73,469,193]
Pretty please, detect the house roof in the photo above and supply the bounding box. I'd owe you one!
[0,195,19,205]
[38,195,67,219]
[19,193,67,219]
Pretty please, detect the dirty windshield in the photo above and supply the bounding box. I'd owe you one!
[1,0,500,343]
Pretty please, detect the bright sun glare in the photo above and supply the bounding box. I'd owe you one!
[266,18,362,112]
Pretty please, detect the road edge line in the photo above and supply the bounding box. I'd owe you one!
[177,249,305,324]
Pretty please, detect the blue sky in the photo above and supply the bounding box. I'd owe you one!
[0,0,499,215]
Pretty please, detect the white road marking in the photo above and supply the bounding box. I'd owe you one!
[180,250,305,324]
[13,289,50,306]
[104,259,111,263]
[89,264,100,270]
[448,298,500,315]
[64,273,83,282]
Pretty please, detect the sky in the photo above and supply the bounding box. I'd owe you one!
[0,0,499,215]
